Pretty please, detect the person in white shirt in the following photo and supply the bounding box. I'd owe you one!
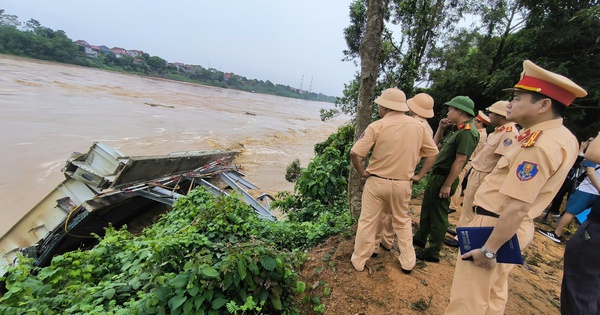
[539,149,600,243]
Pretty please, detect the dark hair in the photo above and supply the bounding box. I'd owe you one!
[529,92,566,117]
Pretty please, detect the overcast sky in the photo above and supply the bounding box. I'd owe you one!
[2,1,359,97]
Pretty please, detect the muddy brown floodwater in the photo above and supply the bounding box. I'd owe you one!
[0,55,349,237]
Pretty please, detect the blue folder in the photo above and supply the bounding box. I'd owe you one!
[456,226,524,264]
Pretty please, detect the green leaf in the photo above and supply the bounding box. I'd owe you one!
[157,287,171,301]
[270,292,282,310]
[203,289,214,302]
[169,294,187,310]
[194,294,206,309]
[211,297,228,309]
[260,257,277,271]
[188,286,199,297]
[184,261,195,270]
[296,281,306,293]
[237,260,247,280]
[248,262,259,274]
[169,273,189,288]
[103,288,116,300]
[183,300,194,314]
[201,266,219,278]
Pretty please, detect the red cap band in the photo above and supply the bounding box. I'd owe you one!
[514,75,576,106]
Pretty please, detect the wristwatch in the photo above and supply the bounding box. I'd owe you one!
[481,246,497,259]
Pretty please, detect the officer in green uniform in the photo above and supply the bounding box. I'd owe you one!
[414,96,480,262]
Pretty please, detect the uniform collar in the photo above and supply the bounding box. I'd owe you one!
[413,115,427,123]
[495,122,515,133]
[383,111,407,119]
[456,119,473,130]
[518,118,564,142]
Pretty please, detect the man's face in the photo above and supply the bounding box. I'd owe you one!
[506,92,543,125]
[488,112,502,127]
[446,106,460,123]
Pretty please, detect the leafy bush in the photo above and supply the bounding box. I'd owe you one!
[270,124,356,249]
[284,159,302,183]
[291,124,354,206]
[0,189,301,315]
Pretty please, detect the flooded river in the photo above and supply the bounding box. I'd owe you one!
[0,55,349,237]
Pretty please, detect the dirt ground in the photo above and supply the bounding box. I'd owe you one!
[298,197,570,315]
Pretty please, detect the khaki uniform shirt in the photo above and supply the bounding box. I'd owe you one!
[351,111,439,180]
[473,118,578,220]
[432,120,479,173]
[471,122,519,174]
[413,116,434,138]
[470,128,488,162]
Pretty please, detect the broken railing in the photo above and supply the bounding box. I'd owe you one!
[0,142,276,274]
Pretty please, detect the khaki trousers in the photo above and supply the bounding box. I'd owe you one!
[351,177,414,271]
[445,215,535,314]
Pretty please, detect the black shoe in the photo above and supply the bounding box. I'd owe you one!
[447,208,457,214]
[444,238,459,248]
[401,268,412,275]
[416,251,440,263]
[446,228,457,236]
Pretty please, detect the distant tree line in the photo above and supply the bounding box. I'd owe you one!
[0,9,336,103]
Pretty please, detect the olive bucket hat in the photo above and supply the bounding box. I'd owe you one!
[444,96,475,117]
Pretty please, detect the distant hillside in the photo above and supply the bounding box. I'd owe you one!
[0,9,337,103]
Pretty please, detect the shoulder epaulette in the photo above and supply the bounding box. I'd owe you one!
[506,126,513,132]
[518,129,531,142]
[521,130,543,148]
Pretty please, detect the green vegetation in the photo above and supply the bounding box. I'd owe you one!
[0,10,336,103]
[0,126,356,314]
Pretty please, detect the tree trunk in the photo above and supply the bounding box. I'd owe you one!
[348,0,386,218]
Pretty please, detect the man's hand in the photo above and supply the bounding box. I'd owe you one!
[361,170,371,178]
[439,185,452,198]
[411,174,421,182]
[462,248,497,269]
[439,118,453,129]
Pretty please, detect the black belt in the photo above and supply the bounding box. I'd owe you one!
[474,206,500,218]
[371,174,405,181]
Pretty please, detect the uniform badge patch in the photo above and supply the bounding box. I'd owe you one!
[503,138,513,146]
[516,161,538,181]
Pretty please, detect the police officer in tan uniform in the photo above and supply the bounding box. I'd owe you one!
[375,92,436,253]
[449,111,490,214]
[445,103,518,248]
[460,102,518,226]
[408,93,435,138]
[444,60,587,315]
[350,88,438,274]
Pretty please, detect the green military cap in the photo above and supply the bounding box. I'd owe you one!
[445,96,475,116]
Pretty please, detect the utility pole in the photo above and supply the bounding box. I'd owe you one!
[308,77,313,92]
[299,75,304,90]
